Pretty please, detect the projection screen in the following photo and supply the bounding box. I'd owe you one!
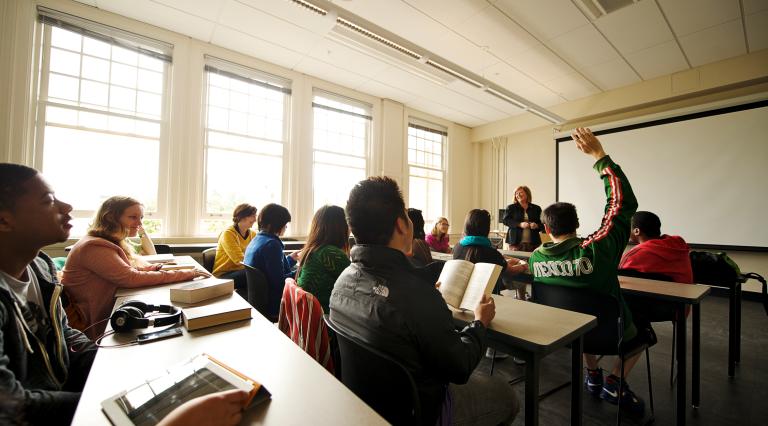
[556,100,768,250]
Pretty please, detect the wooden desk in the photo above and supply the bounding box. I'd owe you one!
[72,292,385,425]
[618,276,710,426]
[453,295,597,426]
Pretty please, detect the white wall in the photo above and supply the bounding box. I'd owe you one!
[0,0,475,246]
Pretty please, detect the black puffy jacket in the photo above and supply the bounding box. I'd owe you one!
[329,245,486,424]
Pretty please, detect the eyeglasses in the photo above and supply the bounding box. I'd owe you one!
[440,222,449,226]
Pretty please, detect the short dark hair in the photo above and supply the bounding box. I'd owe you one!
[0,163,38,211]
[407,208,426,240]
[631,211,661,238]
[232,203,257,224]
[542,202,579,237]
[257,203,291,234]
[463,209,491,237]
[346,176,406,245]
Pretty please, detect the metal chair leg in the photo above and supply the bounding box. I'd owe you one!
[646,347,655,417]
[670,321,676,388]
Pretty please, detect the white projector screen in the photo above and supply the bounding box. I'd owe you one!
[556,101,768,250]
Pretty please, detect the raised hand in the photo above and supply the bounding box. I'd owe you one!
[571,127,606,161]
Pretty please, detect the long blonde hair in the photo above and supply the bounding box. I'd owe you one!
[430,217,449,240]
[88,196,142,259]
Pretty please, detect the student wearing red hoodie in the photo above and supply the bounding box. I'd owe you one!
[620,211,693,284]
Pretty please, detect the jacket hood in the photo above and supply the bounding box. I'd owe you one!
[634,235,689,261]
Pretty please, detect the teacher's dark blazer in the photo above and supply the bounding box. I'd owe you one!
[502,203,543,246]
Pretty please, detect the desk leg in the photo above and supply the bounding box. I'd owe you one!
[736,282,742,363]
[676,304,687,426]
[525,354,540,426]
[692,304,700,408]
[571,337,583,426]
[728,286,736,377]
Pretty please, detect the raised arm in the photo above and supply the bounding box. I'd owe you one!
[574,128,638,263]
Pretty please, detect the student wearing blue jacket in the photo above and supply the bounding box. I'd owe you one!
[243,203,298,320]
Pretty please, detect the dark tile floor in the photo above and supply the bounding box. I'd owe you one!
[480,293,768,425]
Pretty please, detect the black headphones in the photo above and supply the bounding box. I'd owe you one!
[110,300,182,333]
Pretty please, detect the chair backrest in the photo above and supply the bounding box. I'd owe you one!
[324,315,421,425]
[201,247,217,273]
[278,279,334,374]
[618,268,673,282]
[532,282,623,355]
[241,262,269,319]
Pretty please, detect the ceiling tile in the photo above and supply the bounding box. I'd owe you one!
[595,0,674,54]
[678,19,747,67]
[507,44,578,82]
[402,0,490,27]
[308,38,392,77]
[96,0,216,42]
[292,56,369,89]
[209,26,302,70]
[354,79,419,104]
[582,58,640,90]
[746,9,768,52]
[493,0,590,41]
[625,40,690,80]
[541,72,600,101]
[217,0,319,55]
[458,6,541,60]
[444,80,525,116]
[658,0,741,36]
[238,0,338,35]
[743,0,768,14]
[151,0,227,21]
[548,25,620,69]
[483,62,564,107]
[74,0,97,6]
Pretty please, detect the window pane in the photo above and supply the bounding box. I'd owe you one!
[48,73,80,102]
[80,80,109,107]
[42,125,159,212]
[50,48,81,76]
[51,27,82,51]
[83,37,110,58]
[206,148,281,216]
[82,55,110,82]
[313,163,365,212]
[408,125,445,226]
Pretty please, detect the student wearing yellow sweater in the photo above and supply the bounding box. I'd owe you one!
[213,204,257,295]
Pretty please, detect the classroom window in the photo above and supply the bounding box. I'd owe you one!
[201,58,291,235]
[311,91,371,212]
[35,9,172,236]
[408,122,446,231]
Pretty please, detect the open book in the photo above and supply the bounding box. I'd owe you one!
[437,260,502,311]
[101,353,270,426]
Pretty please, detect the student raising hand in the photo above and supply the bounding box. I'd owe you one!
[157,389,250,426]
[571,127,606,161]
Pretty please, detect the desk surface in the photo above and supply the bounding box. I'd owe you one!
[619,276,710,303]
[73,291,385,425]
[115,255,209,298]
[453,295,596,356]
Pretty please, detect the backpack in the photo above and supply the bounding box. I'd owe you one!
[689,251,767,315]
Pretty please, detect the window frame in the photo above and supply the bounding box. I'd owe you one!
[407,119,448,229]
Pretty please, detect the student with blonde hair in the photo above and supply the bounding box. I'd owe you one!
[62,196,209,339]
[426,216,451,253]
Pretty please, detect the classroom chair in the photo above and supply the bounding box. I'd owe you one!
[324,315,422,425]
[201,247,216,273]
[278,279,334,374]
[241,262,270,321]
[532,283,655,425]
[153,244,171,254]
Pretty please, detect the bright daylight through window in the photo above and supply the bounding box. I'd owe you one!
[202,59,290,235]
[36,13,170,236]
[408,122,446,230]
[312,91,371,212]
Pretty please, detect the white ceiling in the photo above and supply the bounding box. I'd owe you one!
[73,0,768,127]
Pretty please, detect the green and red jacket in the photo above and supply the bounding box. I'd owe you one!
[529,155,639,340]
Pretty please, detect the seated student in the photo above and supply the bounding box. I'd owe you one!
[330,177,518,425]
[620,211,693,284]
[0,163,97,425]
[296,205,350,314]
[453,209,528,298]
[529,128,649,415]
[426,216,451,253]
[243,203,299,320]
[213,204,258,295]
[62,196,209,339]
[406,208,432,267]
